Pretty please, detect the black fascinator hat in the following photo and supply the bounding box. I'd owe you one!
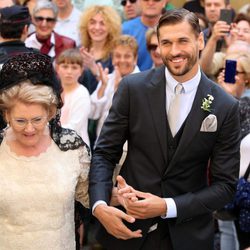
[0,53,62,108]
[0,53,87,151]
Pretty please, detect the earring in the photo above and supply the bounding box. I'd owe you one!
[4,122,10,131]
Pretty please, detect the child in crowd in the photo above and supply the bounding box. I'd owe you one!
[56,48,91,147]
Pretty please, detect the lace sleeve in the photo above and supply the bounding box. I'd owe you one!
[75,145,91,208]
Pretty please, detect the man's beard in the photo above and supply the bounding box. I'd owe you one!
[162,52,197,77]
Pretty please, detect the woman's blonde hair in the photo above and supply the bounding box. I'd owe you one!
[0,81,58,120]
[79,5,121,60]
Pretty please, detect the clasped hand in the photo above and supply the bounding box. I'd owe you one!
[116,175,167,219]
[93,175,167,240]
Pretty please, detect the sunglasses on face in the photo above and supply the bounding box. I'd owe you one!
[121,0,137,6]
[34,16,57,23]
[148,44,158,51]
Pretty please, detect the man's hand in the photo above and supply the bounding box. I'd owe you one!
[93,204,142,240]
[123,190,167,219]
[210,21,231,42]
[117,175,167,219]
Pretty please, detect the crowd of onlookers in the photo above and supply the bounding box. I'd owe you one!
[0,0,249,249]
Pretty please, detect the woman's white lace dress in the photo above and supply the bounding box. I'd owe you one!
[0,136,90,250]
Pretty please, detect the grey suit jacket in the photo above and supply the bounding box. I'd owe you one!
[89,66,241,250]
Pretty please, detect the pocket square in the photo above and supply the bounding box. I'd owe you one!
[200,114,217,132]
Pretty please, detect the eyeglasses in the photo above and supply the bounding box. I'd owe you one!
[220,68,246,76]
[148,44,158,51]
[236,71,245,75]
[34,16,56,23]
[11,116,48,129]
[121,0,137,6]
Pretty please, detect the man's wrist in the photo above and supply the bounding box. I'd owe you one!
[161,198,177,219]
[92,201,107,216]
[160,198,168,217]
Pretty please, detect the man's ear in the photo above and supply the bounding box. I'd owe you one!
[198,32,205,51]
[21,25,29,41]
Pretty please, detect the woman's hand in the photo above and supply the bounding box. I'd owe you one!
[97,62,109,99]
[80,47,99,77]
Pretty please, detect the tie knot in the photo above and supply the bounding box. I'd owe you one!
[175,83,184,94]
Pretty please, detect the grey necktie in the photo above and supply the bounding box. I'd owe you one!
[168,83,184,136]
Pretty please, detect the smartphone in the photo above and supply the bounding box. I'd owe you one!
[220,9,233,25]
[224,59,237,84]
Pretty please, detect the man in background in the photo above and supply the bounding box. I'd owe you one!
[52,0,81,46]
[200,0,232,72]
[122,0,166,71]
[121,0,141,20]
[0,5,39,129]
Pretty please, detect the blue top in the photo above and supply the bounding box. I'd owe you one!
[122,17,153,71]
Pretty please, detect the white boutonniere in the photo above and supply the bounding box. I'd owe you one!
[201,94,214,112]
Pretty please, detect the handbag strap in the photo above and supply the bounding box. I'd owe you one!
[243,162,250,179]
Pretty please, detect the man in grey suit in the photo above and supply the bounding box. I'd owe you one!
[89,8,241,250]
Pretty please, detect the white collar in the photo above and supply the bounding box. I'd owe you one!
[165,66,201,94]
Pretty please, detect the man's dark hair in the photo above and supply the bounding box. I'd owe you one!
[0,22,28,39]
[157,8,201,38]
[0,6,31,39]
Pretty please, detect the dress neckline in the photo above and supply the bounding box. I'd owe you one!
[1,137,56,161]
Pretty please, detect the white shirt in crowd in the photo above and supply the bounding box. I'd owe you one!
[54,7,82,47]
[60,84,91,147]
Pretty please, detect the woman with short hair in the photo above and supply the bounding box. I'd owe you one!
[0,53,90,250]
[25,0,76,61]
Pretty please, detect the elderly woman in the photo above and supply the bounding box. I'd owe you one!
[25,0,75,60]
[90,34,139,139]
[0,53,90,250]
[217,52,250,100]
[78,5,121,94]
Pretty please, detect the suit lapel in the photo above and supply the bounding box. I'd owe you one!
[146,66,168,166]
[164,73,214,175]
